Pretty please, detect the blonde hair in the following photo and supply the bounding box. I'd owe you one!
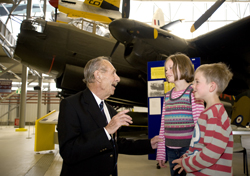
[196,62,233,95]
[165,53,194,83]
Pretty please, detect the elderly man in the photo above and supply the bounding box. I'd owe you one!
[57,56,162,176]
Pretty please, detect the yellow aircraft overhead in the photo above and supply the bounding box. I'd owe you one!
[49,0,121,24]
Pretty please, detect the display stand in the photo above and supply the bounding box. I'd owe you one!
[34,110,59,152]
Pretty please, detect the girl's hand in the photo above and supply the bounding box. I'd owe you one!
[157,160,167,168]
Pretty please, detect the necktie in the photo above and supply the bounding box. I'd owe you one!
[99,101,105,117]
[99,101,108,124]
[99,101,117,175]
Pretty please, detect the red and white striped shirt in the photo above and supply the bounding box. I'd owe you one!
[181,103,233,176]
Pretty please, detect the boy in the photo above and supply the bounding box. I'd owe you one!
[172,62,234,175]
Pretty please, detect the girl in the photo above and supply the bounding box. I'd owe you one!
[156,53,204,176]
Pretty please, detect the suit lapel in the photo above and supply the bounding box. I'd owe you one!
[82,88,108,128]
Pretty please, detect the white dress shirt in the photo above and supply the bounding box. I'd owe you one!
[91,92,112,140]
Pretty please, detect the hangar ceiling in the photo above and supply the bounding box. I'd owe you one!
[0,0,250,89]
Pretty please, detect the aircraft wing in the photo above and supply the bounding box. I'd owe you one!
[189,15,250,95]
[50,0,121,24]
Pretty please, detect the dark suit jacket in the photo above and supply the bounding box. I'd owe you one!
[57,88,154,176]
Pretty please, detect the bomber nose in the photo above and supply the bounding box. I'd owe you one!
[109,19,134,44]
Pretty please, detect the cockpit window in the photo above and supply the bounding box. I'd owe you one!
[21,19,46,33]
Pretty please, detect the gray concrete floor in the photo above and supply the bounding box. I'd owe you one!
[0,126,249,176]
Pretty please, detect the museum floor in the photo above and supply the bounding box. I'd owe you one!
[0,125,249,176]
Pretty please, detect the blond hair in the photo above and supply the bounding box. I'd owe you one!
[165,53,194,83]
[196,62,233,95]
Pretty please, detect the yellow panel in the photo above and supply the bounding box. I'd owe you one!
[104,0,120,8]
[84,0,120,9]
[164,82,175,93]
[34,110,56,152]
[84,0,103,7]
[59,5,112,24]
[151,67,165,79]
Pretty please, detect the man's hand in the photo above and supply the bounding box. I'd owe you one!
[150,135,163,149]
[105,109,132,135]
[172,158,184,174]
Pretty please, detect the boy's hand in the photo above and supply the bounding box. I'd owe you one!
[181,153,187,158]
[172,158,184,174]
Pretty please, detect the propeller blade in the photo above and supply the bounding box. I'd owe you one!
[122,0,130,18]
[190,0,225,32]
[110,41,120,57]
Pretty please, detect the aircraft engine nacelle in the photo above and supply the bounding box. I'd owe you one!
[124,39,162,74]
[56,64,86,92]
[113,76,147,107]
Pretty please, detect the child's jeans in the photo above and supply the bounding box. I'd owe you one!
[166,146,189,176]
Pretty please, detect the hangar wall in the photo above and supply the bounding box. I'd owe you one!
[0,91,60,125]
